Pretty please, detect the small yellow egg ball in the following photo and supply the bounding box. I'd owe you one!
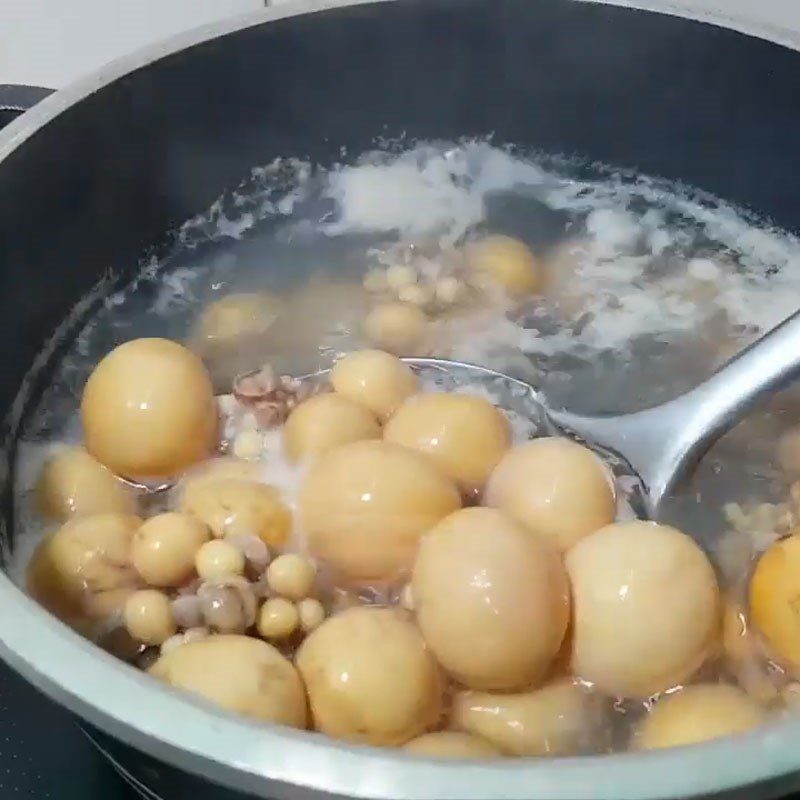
[749,533,800,671]
[179,477,291,549]
[362,302,428,355]
[635,684,766,750]
[149,634,307,727]
[297,598,326,633]
[384,393,511,493]
[124,589,176,645]
[465,235,542,298]
[412,507,569,690]
[35,447,136,521]
[132,512,210,587]
[81,338,217,479]
[27,512,142,623]
[330,349,418,422]
[257,597,300,640]
[403,731,500,759]
[284,393,380,463]
[194,292,279,348]
[299,440,461,584]
[195,539,246,582]
[485,437,615,551]
[266,554,317,600]
[451,678,603,756]
[296,606,443,745]
[567,521,720,698]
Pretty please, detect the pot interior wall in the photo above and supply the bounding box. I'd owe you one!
[1,0,800,556]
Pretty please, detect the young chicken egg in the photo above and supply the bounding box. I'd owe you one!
[81,338,217,480]
[749,533,800,672]
[485,437,615,551]
[132,512,210,588]
[149,634,307,728]
[27,512,142,624]
[179,477,292,549]
[566,521,720,698]
[298,440,461,584]
[257,597,300,641]
[124,589,176,646]
[330,349,418,421]
[451,678,604,756]
[35,447,137,521]
[465,235,542,298]
[362,302,428,355]
[403,731,501,759]
[296,606,443,746]
[297,598,326,633]
[192,292,280,351]
[266,554,317,600]
[195,539,246,581]
[284,393,380,463]
[384,393,511,493]
[635,684,766,750]
[412,507,569,691]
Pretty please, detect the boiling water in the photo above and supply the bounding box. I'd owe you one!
[12,140,800,751]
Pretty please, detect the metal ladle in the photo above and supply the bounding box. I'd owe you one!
[405,308,800,520]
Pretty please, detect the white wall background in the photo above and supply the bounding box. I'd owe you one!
[2,0,800,89]
[0,0,264,88]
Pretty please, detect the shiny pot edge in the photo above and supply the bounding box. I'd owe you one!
[1,1,800,798]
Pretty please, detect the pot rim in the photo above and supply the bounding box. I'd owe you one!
[2,1,800,798]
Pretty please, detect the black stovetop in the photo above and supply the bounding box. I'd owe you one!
[0,660,139,799]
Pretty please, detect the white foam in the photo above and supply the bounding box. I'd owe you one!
[13,139,800,586]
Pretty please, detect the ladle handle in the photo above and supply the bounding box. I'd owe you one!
[550,308,800,516]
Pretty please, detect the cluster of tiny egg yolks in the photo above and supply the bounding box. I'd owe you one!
[33,326,741,755]
[81,338,218,480]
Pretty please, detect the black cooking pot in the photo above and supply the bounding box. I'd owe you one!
[3,2,800,799]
